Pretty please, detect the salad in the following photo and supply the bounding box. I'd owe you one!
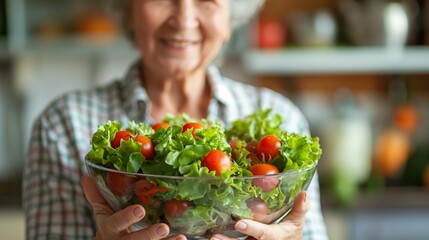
[85,109,322,237]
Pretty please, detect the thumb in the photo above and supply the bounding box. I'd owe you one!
[283,191,310,223]
[81,175,108,205]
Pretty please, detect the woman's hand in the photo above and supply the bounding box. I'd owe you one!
[81,175,186,240]
[211,192,310,240]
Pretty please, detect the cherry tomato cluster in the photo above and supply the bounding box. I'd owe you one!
[107,123,168,202]
[108,122,284,221]
[110,124,283,193]
[228,134,283,220]
[105,172,168,204]
[182,122,234,176]
[111,130,155,160]
[229,134,283,192]
[108,121,233,199]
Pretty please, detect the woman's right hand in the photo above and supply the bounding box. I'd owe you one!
[81,175,186,240]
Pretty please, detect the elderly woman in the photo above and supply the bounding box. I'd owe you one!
[23,0,328,239]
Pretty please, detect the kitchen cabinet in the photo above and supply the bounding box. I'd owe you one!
[351,210,429,240]
[349,188,429,240]
[250,6,429,240]
[1,0,249,58]
[1,0,135,56]
[0,0,139,184]
[320,187,429,240]
[246,0,429,75]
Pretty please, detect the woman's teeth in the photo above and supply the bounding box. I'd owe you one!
[165,40,195,47]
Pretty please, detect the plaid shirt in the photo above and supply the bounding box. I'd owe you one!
[23,62,328,239]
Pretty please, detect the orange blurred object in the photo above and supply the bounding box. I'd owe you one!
[393,103,419,134]
[374,128,411,177]
[75,10,118,38]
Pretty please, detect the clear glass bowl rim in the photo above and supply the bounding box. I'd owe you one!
[85,158,317,180]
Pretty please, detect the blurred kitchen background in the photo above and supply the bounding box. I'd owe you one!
[1,0,429,239]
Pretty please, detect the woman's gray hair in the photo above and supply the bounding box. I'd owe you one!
[229,0,265,28]
[109,0,265,41]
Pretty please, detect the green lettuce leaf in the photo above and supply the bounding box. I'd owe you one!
[280,132,322,171]
[225,108,283,142]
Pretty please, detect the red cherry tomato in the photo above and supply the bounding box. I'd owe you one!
[202,150,232,176]
[246,198,269,222]
[229,139,241,160]
[152,122,170,131]
[230,140,258,161]
[134,135,155,160]
[249,163,279,175]
[245,141,258,153]
[134,178,168,204]
[105,171,136,196]
[182,122,204,138]
[111,130,134,148]
[229,139,239,150]
[165,199,193,217]
[257,135,281,161]
[247,153,260,165]
[249,163,280,192]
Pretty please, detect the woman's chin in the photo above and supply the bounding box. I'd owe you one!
[157,63,203,78]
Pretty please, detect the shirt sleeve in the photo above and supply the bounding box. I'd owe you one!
[23,111,96,240]
[302,172,329,240]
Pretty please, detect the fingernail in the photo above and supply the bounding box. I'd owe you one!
[133,207,144,218]
[210,238,220,240]
[235,221,247,230]
[303,192,308,203]
[156,226,168,236]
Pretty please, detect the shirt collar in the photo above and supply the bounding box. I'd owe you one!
[122,61,149,121]
[121,62,235,120]
[206,65,235,106]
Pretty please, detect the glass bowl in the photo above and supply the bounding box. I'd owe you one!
[85,159,317,240]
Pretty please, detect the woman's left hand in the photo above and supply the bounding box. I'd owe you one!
[210,192,309,240]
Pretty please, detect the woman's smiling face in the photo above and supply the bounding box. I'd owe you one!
[131,0,231,77]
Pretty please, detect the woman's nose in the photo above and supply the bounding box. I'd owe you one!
[170,0,199,30]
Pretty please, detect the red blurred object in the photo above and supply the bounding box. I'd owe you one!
[246,198,269,222]
[257,18,286,49]
[393,103,419,134]
[105,172,136,196]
